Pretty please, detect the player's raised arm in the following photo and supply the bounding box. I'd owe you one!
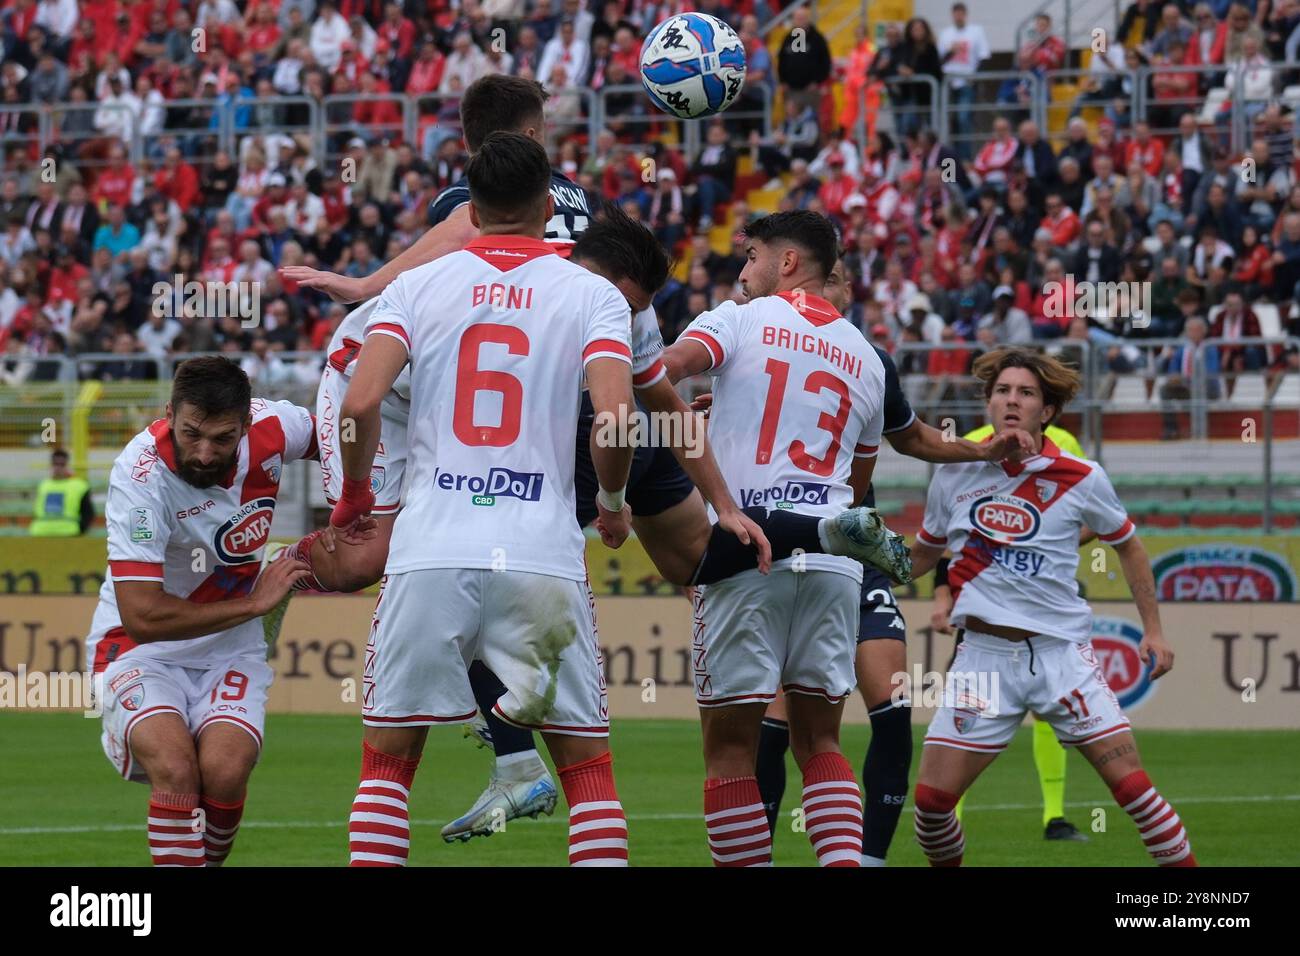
[280,205,478,303]
[887,417,1035,464]
[334,285,413,529]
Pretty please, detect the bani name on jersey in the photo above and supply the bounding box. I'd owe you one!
[917,437,1136,643]
[86,399,317,672]
[681,290,886,583]
[362,235,632,580]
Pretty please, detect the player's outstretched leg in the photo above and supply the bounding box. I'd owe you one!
[440,663,557,843]
[1078,732,1196,866]
[689,506,905,586]
[1035,718,1086,841]
[786,693,862,868]
[545,742,629,867]
[755,696,790,838]
[348,733,425,867]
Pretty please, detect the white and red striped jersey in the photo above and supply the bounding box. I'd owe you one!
[86,399,317,672]
[364,235,632,581]
[681,290,886,582]
[917,437,1136,642]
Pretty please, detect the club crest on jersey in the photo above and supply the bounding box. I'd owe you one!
[969,494,1041,544]
[1089,616,1156,711]
[1035,479,1058,503]
[213,497,276,564]
[261,453,282,484]
[118,683,145,712]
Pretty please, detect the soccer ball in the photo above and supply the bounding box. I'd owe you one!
[639,12,748,120]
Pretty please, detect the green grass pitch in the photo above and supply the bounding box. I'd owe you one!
[1,714,1296,867]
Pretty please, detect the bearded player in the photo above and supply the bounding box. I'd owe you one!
[86,357,322,866]
[908,348,1195,867]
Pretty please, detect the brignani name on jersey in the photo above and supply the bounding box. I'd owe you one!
[761,324,864,377]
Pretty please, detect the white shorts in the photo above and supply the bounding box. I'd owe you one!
[363,569,610,737]
[923,629,1131,754]
[317,364,408,515]
[690,568,859,707]
[99,652,273,783]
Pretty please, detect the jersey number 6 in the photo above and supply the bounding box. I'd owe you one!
[454,324,529,447]
[755,358,852,477]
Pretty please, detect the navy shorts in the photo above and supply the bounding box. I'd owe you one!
[574,392,695,528]
[857,568,906,643]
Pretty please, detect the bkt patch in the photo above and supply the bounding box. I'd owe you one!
[131,508,154,542]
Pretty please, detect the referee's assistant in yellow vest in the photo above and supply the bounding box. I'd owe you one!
[30,448,94,536]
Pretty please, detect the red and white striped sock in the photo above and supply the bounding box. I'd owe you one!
[558,751,628,867]
[801,752,862,867]
[148,791,205,867]
[914,783,965,866]
[1111,770,1197,867]
[283,530,330,592]
[348,742,419,867]
[200,796,244,867]
[703,776,771,867]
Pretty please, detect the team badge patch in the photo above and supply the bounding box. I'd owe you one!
[369,465,386,495]
[261,453,283,484]
[1035,479,1058,503]
[118,684,145,712]
[130,508,154,541]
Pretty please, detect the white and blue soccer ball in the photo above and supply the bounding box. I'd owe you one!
[639,12,748,120]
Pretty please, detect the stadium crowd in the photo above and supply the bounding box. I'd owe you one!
[1,0,1299,398]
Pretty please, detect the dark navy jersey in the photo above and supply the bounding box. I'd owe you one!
[858,344,915,509]
[427,169,604,245]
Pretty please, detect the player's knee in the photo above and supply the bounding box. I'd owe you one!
[145,753,202,795]
[198,750,256,801]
